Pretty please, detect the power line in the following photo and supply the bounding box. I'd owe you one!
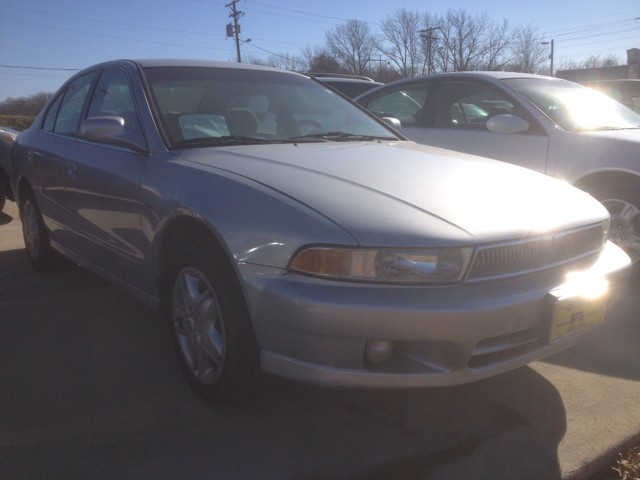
[0,4,227,37]
[0,16,235,52]
[0,3,317,47]
[244,0,376,24]
[0,71,70,78]
[188,0,340,25]
[245,43,310,68]
[557,34,640,50]
[0,64,80,71]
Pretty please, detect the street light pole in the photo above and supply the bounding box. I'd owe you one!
[542,39,554,76]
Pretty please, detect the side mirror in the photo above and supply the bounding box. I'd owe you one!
[381,116,402,131]
[486,114,530,134]
[80,116,147,154]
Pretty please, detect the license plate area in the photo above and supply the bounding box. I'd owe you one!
[547,290,607,345]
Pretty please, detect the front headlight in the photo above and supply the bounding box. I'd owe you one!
[289,246,473,284]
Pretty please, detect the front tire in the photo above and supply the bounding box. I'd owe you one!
[0,180,6,213]
[588,180,640,265]
[167,238,261,405]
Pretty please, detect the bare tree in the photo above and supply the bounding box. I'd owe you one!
[300,45,342,73]
[556,54,622,73]
[510,25,548,73]
[482,18,515,70]
[0,91,54,116]
[246,52,307,71]
[581,54,621,69]
[435,9,490,72]
[376,9,425,78]
[325,19,375,76]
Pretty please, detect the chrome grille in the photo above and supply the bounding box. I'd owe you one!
[467,224,603,281]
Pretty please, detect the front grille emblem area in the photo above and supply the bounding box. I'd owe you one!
[466,224,603,281]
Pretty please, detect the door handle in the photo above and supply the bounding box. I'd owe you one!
[27,149,34,163]
[66,161,77,178]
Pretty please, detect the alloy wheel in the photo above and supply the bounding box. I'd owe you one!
[602,198,640,264]
[172,266,226,385]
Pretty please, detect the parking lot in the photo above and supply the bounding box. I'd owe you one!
[1,198,640,480]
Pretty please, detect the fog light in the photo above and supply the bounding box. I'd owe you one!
[366,340,394,364]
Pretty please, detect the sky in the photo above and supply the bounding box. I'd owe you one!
[0,0,638,101]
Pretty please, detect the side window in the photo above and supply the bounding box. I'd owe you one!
[366,83,430,126]
[42,94,63,132]
[53,73,96,137]
[86,69,145,146]
[436,81,525,130]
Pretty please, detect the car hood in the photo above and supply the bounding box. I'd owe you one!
[173,141,608,247]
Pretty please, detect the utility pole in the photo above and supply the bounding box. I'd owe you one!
[542,39,554,76]
[419,27,441,75]
[225,0,244,63]
[367,55,385,78]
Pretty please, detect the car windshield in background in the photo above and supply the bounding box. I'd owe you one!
[142,67,397,148]
[504,78,640,132]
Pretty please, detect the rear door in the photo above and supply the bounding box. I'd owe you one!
[26,72,96,239]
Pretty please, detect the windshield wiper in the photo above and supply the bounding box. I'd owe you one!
[287,131,398,142]
[174,135,274,147]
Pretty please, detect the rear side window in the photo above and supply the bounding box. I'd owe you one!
[52,73,96,137]
[42,95,63,132]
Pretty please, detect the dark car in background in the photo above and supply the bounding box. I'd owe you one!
[309,73,383,98]
[0,126,20,212]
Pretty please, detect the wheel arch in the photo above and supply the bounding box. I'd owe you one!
[155,214,242,311]
[0,167,13,202]
[572,169,640,197]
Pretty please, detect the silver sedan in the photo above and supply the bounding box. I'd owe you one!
[12,59,631,404]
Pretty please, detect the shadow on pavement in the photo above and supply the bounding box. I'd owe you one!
[0,248,568,480]
[541,285,640,382]
[0,211,13,226]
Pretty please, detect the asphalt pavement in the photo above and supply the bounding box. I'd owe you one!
[1,199,639,480]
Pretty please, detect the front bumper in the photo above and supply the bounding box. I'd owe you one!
[239,241,631,388]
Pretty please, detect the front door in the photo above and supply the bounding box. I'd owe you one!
[422,79,550,173]
[61,68,149,285]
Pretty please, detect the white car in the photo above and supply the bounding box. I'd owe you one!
[356,72,640,265]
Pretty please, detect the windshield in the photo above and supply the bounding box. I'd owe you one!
[143,66,397,148]
[503,78,640,131]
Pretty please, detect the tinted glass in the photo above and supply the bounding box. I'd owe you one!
[321,80,381,99]
[366,83,430,126]
[53,73,96,137]
[436,80,527,130]
[42,94,63,132]
[87,69,145,145]
[143,67,396,147]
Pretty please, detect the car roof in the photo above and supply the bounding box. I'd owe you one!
[319,78,382,85]
[133,58,297,74]
[354,71,565,100]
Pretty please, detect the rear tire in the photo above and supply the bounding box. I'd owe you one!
[21,188,61,271]
[166,238,261,405]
